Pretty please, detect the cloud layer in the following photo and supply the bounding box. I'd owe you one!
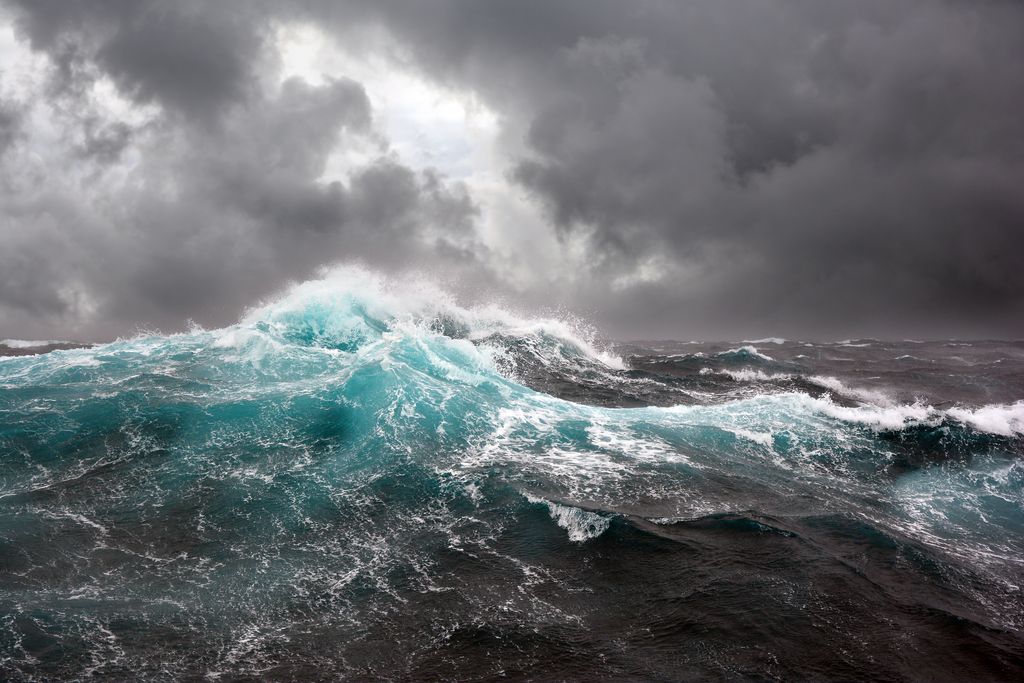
[1,0,1022,340]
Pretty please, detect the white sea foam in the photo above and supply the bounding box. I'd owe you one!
[1,338,70,348]
[700,368,793,382]
[726,428,774,447]
[790,393,1024,436]
[718,345,774,361]
[238,265,626,369]
[66,355,102,367]
[586,421,692,465]
[947,401,1024,437]
[662,391,1024,438]
[668,351,705,359]
[743,337,787,345]
[808,375,892,406]
[525,494,611,542]
[701,368,895,409]
[812,397,936,431]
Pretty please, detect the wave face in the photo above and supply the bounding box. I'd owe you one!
[2,268,1023,680]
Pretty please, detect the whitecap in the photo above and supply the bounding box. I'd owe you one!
[1,338,71,348]
[525,494,611,542]
[700,367,792,382]
[808,375,892,406]
[947,401,1024,437]
[717,345,774,361]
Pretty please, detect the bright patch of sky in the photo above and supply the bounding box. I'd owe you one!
[274,22,500,183]
[273,22,568,291]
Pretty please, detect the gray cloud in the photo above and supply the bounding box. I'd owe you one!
[1,0,1022,340]
[0,98,21,155]
[313,0,1024,338]
[0,1,487,340]
[8,0,264,118]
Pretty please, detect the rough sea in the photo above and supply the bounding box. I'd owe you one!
[1,268,1022,681]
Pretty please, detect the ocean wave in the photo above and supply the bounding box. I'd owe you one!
[699,367,793,381]
[718,345,775,361]
[798,394,1024,437]
[1,338,74,348]
[836,339,877,347]
[946,401,1024,438]
[661,391,1023,438]
[2,267,1022,679]
[224,266,625,371]
[525,494,612,542]
[661,345,775,365]
[806,375,892,406]
[697,367,893,407]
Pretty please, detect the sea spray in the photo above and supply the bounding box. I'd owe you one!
[1,267,1022,680]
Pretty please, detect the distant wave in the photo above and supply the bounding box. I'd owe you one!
[698,367,893,407]
[719,345,775,361]
[699,367,793,382]
[663,392,1024,437]
[1,338,73,348]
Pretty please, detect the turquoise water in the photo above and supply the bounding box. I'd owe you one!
[2,268,1023,679]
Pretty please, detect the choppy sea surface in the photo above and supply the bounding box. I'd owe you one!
[1,269,1022,681]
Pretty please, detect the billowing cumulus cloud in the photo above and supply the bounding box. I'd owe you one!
[0,0,1022,340]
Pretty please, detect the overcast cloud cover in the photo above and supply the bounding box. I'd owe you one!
[1,0,1022,341]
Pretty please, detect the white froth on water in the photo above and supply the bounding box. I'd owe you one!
[224,265,625,369]
[700,367,793,382]
[662,391,1024,437]
[1,339,71,348]
[808,375,892,406]
[947,401,1024,437]
[524,494,611,542]
[718,345,775,361]
[726,428,775,447]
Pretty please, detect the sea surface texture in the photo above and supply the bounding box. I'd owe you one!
[1,270,1022,681]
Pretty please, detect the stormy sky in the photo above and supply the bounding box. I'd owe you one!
[1,1,1022,341]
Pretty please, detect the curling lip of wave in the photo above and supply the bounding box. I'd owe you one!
[720,345,774,361]
[524,493,612,542]
[209,266,625,370]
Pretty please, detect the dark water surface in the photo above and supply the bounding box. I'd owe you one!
[1,275,1022,680]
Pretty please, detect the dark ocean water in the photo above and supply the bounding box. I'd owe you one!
[1,270,1022,681]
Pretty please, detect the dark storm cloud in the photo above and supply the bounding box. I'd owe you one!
[7,0,263,119]
[75,117,132,163]
[306,0,1024,338]
[1,0,1022,339]
[0,98,20,155]
[0,0,487,340]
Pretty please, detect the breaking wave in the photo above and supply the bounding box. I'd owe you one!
[1,266,1022,679]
